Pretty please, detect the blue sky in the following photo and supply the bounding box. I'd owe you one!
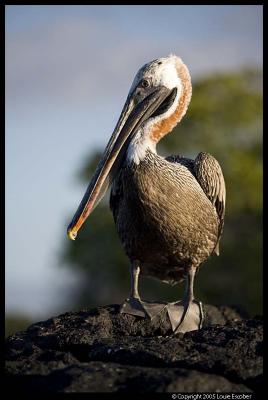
[5,5,263,319]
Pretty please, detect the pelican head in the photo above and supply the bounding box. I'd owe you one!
[67,54,192,240]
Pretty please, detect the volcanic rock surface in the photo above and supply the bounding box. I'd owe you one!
[5,304,263,393]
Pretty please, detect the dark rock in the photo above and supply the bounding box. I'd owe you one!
[5,304,262,393]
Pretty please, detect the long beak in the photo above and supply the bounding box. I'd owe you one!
[67,85,171,240]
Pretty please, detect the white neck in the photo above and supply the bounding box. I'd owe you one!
[126,129,157,165]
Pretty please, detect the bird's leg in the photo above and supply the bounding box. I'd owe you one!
[167,266,204,333]
[130,260,141,300]
[120,261,149,318]
[120,261,167,319]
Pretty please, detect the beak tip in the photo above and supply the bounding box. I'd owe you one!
[67,228,77,241]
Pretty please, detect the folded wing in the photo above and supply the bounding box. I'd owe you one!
[166,152,226,255]
[193,152,226,255]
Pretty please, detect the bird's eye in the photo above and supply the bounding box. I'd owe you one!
[141,79,149,88]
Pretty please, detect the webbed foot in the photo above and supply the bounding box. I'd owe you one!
[167,299,204,333]
[120,297,167,319]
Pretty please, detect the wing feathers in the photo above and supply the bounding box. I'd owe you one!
[166,152,226,255]
[194,152,226,254]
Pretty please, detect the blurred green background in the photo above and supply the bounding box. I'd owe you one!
[61,69,263,320]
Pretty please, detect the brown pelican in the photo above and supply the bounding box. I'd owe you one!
[67,55,226,333]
